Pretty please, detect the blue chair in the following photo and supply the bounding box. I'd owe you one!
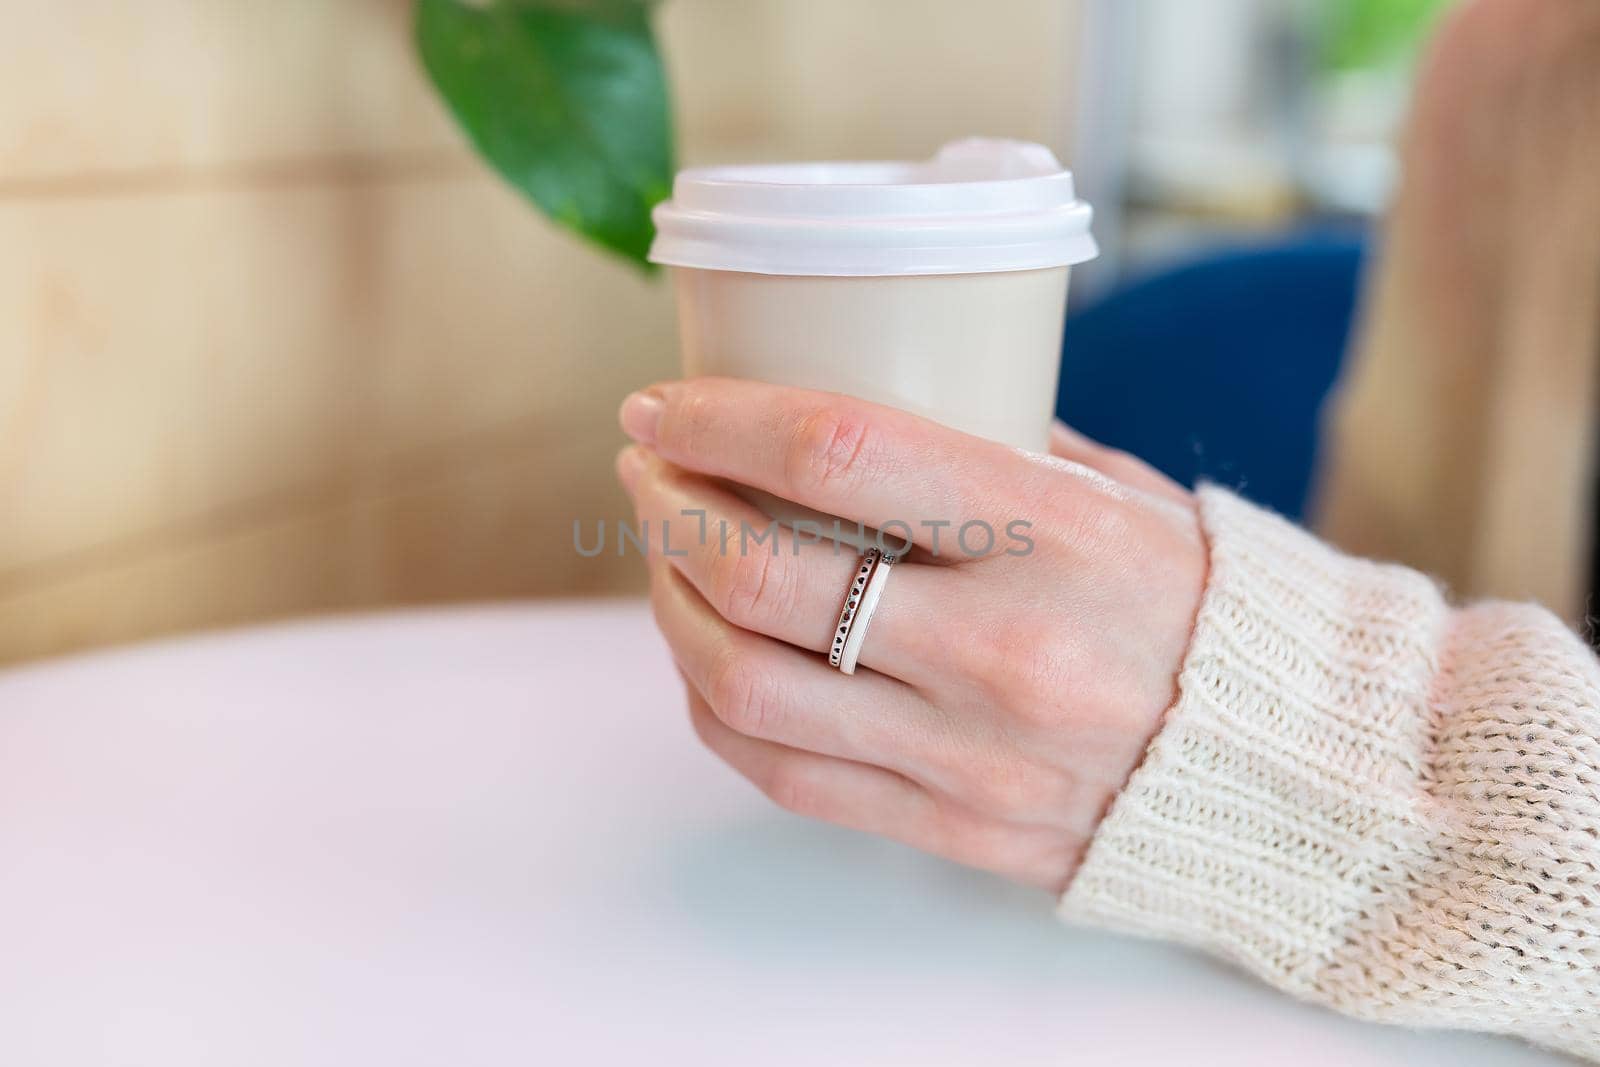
[1057,234,1366,521]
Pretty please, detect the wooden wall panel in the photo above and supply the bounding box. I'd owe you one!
[0,0,454,184]
[0,176,674,576]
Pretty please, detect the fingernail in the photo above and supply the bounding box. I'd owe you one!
[615,445,647,495]
[619,388,665,445]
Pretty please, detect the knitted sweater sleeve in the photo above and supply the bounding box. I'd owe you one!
[1060,486,1600,1060]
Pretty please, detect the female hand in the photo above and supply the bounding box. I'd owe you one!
[615,378,1208,893]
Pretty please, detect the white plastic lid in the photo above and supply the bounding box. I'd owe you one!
[648,138,1098,277]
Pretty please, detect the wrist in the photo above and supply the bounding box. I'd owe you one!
[1058,486,1448,990]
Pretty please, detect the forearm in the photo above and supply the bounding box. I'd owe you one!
[1062,486,1600,1061]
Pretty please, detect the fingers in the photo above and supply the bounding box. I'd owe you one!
[649,561,951,779]
[618,377,1038,555]
[651,561,1088,838]
[618,446,959,683]
[1048,421,1191,508]
[682,684,1078,892]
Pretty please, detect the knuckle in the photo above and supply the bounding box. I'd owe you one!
[969,626,1071,729]
[763,763,829,821]
[706,648,784,739]
[1044,487,1139,557]
[965,761,1050,822]
[708,539,794,628]
[787,406,875,498]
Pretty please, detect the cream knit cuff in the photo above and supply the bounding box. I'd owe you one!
[1058,485,1450,996]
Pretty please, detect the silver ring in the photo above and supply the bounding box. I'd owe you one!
[829,549,880,669]
[832,549,896,675]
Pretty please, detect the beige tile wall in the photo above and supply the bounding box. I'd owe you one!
[0,0,1079,665]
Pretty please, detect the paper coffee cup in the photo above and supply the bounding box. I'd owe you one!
[648,139,1097,539]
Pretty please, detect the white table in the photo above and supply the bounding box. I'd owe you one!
[0,604,1565,1066]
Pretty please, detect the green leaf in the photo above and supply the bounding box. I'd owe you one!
[415,0,675,270]
[1319,0,1452,72]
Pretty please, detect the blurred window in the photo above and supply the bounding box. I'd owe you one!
[1076,0,1453,291]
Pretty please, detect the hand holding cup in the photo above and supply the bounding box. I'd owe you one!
[617,378,1207,892]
